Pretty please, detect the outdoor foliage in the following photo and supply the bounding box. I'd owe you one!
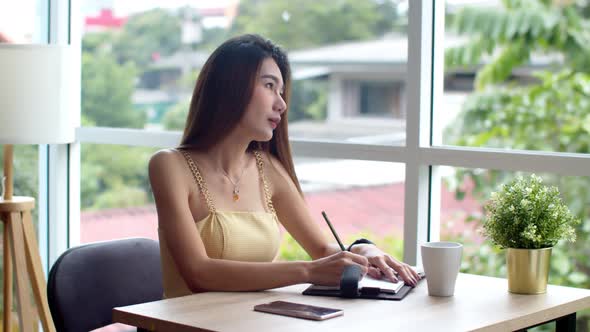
[0,146,38,200]
[163,100,190,131]
[80,9,170,209]
[483,174,578,249]
[446,0,590,90]
[112,8,182,70]
[229,0,406,121]
[81,144,154,210]
[73,0,411,210]
[82,52,144,129]
[278,231,403,262]
[231,0,402,50]
[289,80,329,122]
[447,69,590,151]
[445,0,590,328]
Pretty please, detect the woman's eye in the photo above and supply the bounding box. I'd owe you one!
[265,82,274,89]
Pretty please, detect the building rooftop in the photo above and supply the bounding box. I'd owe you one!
[288,34,561,74]
[289,37,410,65]
[80,182,482,245]
[85,8,127,30]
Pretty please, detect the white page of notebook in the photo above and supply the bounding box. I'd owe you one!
[309,266,422,293]
[359,276,404,293]
[358,265,423,293]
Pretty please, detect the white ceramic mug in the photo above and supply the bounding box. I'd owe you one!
[421,241,463,297]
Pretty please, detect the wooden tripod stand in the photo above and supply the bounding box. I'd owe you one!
[0,197,55,332]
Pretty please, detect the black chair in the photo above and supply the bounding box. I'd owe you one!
[47,237,163,332]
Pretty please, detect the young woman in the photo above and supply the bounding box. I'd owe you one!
[149,34,420,298]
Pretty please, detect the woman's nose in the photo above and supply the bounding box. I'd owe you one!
[275,94,287,114]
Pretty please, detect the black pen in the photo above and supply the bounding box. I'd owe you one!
[321,211,347,252]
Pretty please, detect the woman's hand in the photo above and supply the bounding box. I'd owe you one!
[306,251,369,286]
[352,244,421,287]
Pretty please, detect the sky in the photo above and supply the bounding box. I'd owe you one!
[1,0,500,42]
[0,0,37,42]
[0,0,235,42]
[111,0,234,15]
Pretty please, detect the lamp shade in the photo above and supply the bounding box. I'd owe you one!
[0,44,75,144]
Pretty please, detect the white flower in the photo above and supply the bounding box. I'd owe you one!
[522,224,540,243]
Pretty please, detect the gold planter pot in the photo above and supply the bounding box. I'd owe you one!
[506,247,552,294]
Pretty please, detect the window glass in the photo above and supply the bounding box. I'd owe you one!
[437,1,590,154]
[0,0,45,324]
[0,147,39,200]
[0,146,39,326]
[285,158,406,260]
[80,0,410,146]
[80,144,158,243]
[437,166,589,329]
[80,146,406,260]
[80,148,407,329]
[0,0,46,43]
[439,167,589,289]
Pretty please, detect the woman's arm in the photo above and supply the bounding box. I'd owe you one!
[265,153,420,287]
[179,251,367,291]
[149,150,367,292]
[264,154,338,260]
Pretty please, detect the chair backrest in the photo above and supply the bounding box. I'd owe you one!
[47,237,163,332]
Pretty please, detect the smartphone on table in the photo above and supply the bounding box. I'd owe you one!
[253,300,343,321]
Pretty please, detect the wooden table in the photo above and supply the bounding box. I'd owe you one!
[113,273,590,331]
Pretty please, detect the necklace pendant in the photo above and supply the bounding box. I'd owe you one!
[232,188,239,201]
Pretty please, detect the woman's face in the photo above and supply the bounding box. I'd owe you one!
[238,57,287,142]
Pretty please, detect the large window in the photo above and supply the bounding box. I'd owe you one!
[438,0,590,154]
[1,0,48,325]
[0,0,46,44]
[294,158,406,259]
[438,168,589,285]
[432,0,590,282]
[0,146,40,322]
[79,1,410,146]
[39,0,590,329]
[78,1,412,253]
[79,144,158,243]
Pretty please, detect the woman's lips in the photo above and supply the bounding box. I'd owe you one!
[269,118,280,129]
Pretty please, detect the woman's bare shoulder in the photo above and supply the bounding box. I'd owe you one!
[260,151,288,177]
[260,151,298,194]
[149,148,182,169]
[148,148,190,183]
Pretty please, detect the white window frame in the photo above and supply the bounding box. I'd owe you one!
[43,0,82,270]
[45,0,590,270]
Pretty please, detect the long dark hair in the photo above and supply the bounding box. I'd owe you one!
[179,34,302,195]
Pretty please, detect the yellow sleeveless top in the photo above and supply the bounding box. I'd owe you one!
[158,150,281,299]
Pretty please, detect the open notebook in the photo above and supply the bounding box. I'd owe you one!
[302,266,424,301]
[309,275,404,294]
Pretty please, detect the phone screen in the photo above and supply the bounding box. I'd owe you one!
[254,300,343,320]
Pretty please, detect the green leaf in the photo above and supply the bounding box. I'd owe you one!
[583,114,590,134]
[552,253,570,275]
[567,272,588,285]
[455,190,466,200]
[505,11,523,39]
[475,41,529,89]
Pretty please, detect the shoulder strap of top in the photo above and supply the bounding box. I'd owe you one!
[178,149,216,213]
[253,150,277,216]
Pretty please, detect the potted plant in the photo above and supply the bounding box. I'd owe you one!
[482,174,579,294]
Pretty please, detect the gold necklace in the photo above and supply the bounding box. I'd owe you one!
[221,159,248,201]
